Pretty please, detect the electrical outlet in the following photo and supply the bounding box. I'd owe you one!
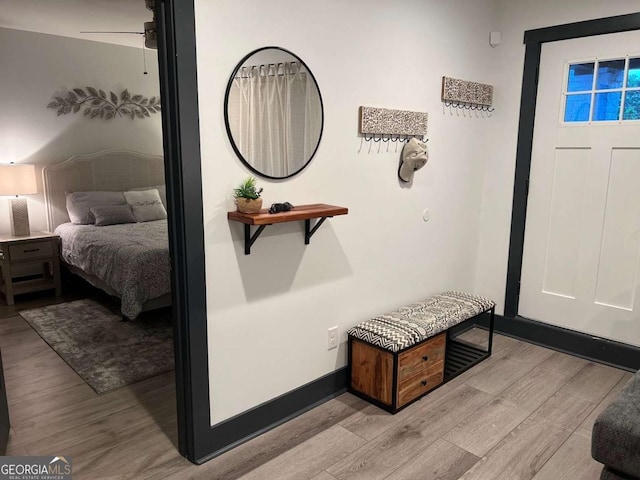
[327,326,338,350]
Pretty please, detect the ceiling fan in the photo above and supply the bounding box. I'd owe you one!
[80,0,157,50]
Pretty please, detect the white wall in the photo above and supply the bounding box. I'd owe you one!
[474,0,640,314]
[0,28,162,234]
[195,0,499,424]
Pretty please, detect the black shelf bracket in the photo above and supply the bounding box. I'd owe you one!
[242,216,336,254]
[244,224,269,255]
[305,217,332,244]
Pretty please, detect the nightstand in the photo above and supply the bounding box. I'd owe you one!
[0,232,62,305]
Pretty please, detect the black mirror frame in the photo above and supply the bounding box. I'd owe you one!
[223,46,325,180]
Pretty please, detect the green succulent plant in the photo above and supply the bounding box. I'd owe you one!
[233,176,263,200]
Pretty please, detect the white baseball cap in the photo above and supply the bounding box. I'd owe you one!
[398,138,429,182]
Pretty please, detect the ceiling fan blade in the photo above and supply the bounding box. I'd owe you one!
[80,31,144,34]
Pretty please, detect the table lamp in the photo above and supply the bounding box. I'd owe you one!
[0,163,38,236]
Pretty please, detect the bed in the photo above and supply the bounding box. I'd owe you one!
[43,149,171,319]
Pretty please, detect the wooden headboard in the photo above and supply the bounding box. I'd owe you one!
[43,149,165,231]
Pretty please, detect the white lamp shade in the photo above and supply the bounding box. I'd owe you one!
[0,164,37,195]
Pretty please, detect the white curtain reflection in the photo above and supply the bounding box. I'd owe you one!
[228,62,322,177]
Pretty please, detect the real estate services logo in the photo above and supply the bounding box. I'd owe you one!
[0,456,72,480]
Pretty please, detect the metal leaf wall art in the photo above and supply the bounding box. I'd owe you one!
[47,87,161,120]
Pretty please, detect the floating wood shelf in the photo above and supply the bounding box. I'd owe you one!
[228,203,348,255]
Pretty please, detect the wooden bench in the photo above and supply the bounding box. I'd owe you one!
[347,291,495,413]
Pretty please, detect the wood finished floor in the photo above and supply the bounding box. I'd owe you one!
[1,296,631,480]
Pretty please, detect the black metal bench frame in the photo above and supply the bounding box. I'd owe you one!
[347,306,495,413]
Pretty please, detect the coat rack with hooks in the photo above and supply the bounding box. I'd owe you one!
[358,106,428,153]
[441,77,494,113]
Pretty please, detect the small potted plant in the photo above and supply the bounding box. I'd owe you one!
[233,176,264,214]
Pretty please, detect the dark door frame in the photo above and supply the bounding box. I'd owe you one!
[156,0,209,463]
[504,12,640,318]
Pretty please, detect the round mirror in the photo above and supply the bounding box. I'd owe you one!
[224,47,324,179]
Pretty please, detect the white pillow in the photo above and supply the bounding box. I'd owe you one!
[123,189,167,222]
[66,191,126,225]
[129,184,167,208]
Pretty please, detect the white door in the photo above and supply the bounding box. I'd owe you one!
[520,30,640,347]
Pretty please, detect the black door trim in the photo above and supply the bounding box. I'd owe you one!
[505,12,640,318]
[156,0,210,462]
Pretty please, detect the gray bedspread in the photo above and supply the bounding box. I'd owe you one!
[55,220,170,319]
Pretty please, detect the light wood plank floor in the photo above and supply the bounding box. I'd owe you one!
[1,298,631,480]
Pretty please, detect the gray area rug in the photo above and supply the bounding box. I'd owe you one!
[20,299,174,394]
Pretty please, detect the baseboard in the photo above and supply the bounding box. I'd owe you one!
[470,313,640,372]
[194,313,640,463]
[195,367,348,464]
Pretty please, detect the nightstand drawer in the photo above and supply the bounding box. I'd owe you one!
[9,241,54,260]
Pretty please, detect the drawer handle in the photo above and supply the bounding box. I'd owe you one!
[422,355,429,362]
[421,380,428,386]
[23,249,40,253]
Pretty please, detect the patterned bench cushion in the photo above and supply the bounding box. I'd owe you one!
[347,291,495,352]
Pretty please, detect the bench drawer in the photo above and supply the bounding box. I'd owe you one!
[9,241,54,260]
[397,333,445,382]
[397,363,444,407]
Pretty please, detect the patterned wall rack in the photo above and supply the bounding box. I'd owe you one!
[359,106,428,140]
[441,77,494,112]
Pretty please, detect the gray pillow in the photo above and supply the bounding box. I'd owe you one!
[66,191,127,224]
[90,205,136,226]
[123,189,167,222]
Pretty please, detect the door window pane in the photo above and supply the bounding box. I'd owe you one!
[564,94,591,122]
[567,63,594,92]
[593,92,622,121]
[564,58,639,123]
[628,58,640,88]
[623,91,640,120]
[596,60,625,89]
